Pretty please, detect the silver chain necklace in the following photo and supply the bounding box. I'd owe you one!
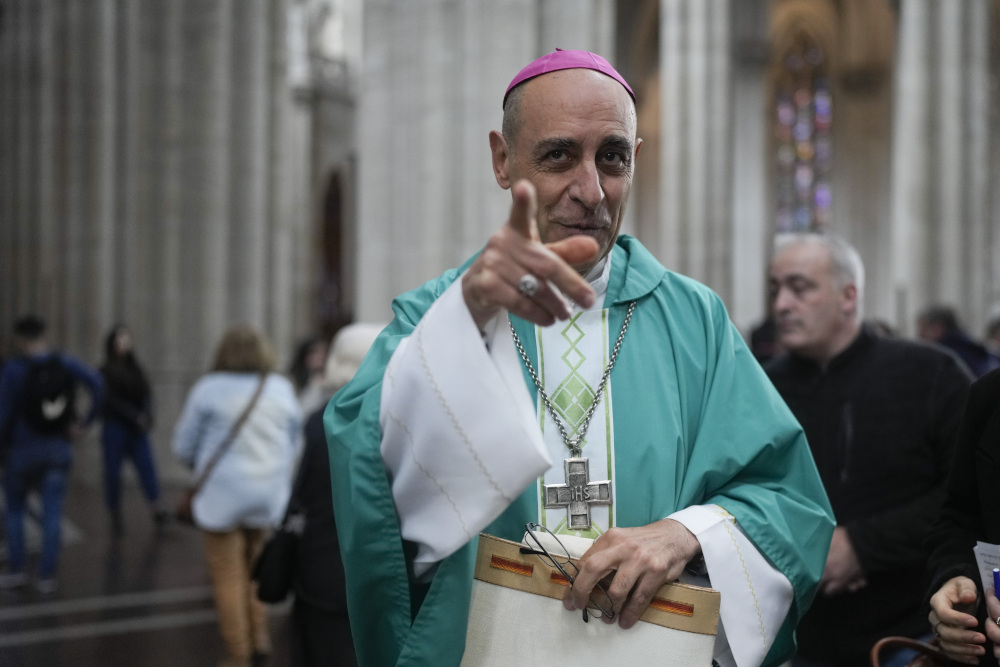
[507,300,636,458]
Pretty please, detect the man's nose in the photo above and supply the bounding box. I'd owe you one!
[772,286,793,313]
[568,161,604,210]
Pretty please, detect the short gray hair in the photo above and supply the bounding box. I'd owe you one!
[501,83,527,148]
[774,232,865,318]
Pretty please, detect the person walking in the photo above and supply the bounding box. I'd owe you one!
[99,324,168,535]
[0,315,104,594]
[172,325,302,667]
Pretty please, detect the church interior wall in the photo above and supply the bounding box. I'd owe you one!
[0,0,321,478]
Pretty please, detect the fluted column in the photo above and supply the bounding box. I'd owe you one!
[959,0,994,332]
[890,0,995,335]
[173,0,233,370]
[729,0,770,331]
[1,1,45,328]
[266,0,311,359]
[0,4,12,325]
[539,0,614,54]
[63,0,120,355]
[229,0,270,328]
[657,0,733,301]
[0,0,320,478]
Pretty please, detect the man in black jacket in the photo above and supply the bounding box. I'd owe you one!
[765,234,972,666]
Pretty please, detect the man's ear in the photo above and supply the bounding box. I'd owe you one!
[634,137,643,161]
[489,131,511,189]
[842,283,859,316]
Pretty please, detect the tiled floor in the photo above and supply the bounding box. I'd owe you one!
[0,440,291,667]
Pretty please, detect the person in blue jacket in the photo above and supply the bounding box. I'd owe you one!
[0,315,104,594]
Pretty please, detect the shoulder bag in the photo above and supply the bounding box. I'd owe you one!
[869,636,955,667]
[252,497,303,603]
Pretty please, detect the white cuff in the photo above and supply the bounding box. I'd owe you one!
[670,505,793,667]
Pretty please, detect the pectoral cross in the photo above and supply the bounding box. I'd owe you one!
[543,457,612,531]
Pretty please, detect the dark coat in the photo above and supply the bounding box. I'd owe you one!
[100,356,152,431]
[925,368,1000,665]
[293,408,348,611]
[289,407,356,666]
[766,326,972,664]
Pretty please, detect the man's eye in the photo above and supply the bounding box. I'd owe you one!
[600,151,628,169]
[789,282,812,297]
[547,149,568,161]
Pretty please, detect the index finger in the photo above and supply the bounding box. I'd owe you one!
[537,237,599,310]
[986,595,1000,632]
[508,179,539,241]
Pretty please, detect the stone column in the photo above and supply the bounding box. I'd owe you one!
[539,0,614,54]
[0,3,12,326]
[729,0,770,331]
[657,0,734,302]
[960,0,994,334]
[0,0,318,479]
[890,0,995,335]
[889,0,929,330]
[63,0,120,356]
[267,0,312,359]
[174,0,233,370]
[229,0,270,328]
[0,1,46,329]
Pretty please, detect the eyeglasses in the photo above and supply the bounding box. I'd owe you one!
[519,522,615,623]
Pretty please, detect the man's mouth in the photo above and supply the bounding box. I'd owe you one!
[777,319,800,333]
[552,218,609,233]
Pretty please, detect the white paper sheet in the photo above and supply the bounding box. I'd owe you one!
[973,541,1000,597]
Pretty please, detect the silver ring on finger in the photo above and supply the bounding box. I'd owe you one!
[517,273,540,298]
[996,615,1000,626]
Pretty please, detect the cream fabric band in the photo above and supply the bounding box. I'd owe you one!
[472,533,720,635]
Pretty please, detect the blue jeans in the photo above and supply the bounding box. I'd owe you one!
[3,463,69,579]
[101,418,161,512]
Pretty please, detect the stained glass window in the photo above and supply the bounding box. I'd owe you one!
[773,40,832,232]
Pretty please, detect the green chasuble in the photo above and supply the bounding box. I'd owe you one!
[326,235,834,667]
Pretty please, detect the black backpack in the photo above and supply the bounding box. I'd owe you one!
[21,356,77,434]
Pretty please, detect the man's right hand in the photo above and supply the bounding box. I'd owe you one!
[928,575,985,664]
[819,525,869,595]
[461,180,599,331]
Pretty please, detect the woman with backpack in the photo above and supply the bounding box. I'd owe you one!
[99,324,168,535]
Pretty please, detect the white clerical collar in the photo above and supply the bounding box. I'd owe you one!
[577,254,612,312]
